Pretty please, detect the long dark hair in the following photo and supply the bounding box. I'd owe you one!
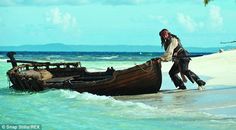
[159,29,180,47]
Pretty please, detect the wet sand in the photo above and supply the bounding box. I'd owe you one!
[115,86,236,117]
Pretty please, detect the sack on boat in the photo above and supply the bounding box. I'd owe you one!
[39,70,53,80]
[20,70,53,80]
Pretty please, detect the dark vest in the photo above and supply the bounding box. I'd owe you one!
[163,36,182,51]
[163,35,190,60]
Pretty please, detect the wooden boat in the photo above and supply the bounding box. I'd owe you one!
[6,52,162,96]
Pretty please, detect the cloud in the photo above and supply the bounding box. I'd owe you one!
[46,8,77,30]
[177,5,223,32]
[0,0,210,6]
[149,15,169,25]
[0,0,152,6]
[177,13,204,32]
[209,5,223,28]
[101,0,146,5]
[0,0,88,6]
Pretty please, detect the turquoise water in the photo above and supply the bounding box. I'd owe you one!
[1,52,236,130]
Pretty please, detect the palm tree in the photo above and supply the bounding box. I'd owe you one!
[204,0,211,6]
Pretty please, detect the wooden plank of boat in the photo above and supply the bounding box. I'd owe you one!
[61,60,162,96]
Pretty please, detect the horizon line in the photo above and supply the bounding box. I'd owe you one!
[0,43,226,48]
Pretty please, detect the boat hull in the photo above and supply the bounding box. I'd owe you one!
[7,60,162,96]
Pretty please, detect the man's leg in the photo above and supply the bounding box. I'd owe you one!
[187,70,206,86]
[180,60,206,86]
[169,63,186,89]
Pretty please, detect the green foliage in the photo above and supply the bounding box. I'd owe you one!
[204,0,211,6]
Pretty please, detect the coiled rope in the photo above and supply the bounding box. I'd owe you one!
[135,60,154,73]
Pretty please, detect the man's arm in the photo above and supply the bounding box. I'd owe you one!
[160,38,178,62]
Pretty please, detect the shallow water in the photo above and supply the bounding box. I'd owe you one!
[1,52,236,130]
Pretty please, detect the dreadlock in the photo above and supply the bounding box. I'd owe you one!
[159,29,181,47]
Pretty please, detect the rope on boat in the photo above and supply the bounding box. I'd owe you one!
[135,60,154,73]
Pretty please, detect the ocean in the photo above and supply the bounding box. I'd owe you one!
[1,51,236,130]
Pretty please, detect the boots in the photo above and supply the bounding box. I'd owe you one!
[178,84,186,90]
[170,74,186,89]
[196,79,206,86]
[184,70,206,86]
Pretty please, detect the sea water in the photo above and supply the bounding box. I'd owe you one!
[0,52,236,130]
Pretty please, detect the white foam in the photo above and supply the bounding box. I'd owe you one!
[200,104,236,111]
[60,90,154,109]
[45,55,61,60]
[201,111,236,122]
[59,90,159,117]
[98,55,119,60]
[58,90,223,119]
[0,59,7,62]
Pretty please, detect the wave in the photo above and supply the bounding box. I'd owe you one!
[59,90,158,118]
[59,90,154,109]
[58,90,236,121]
[45,55,61,60]
[201,104,236,111]
[0,59,8,62]
[97,55,119,60]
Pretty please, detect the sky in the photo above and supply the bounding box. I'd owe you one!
[0,0,235,47]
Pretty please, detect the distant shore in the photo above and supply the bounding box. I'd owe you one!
[0,43,233,52]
